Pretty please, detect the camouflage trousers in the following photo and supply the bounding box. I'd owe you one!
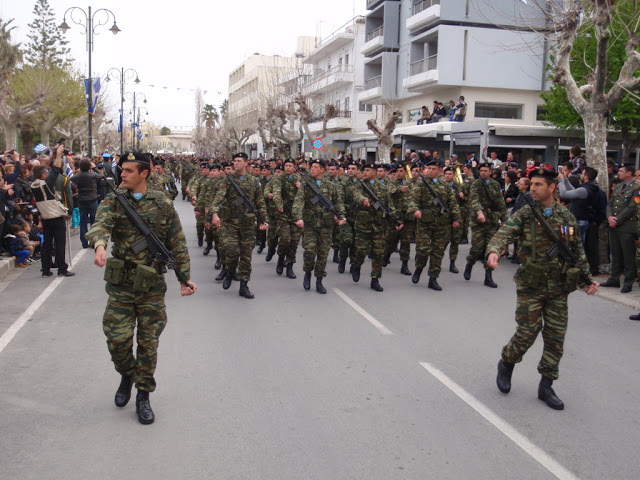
[339,220,356,262]
[460,207,470,239]
[501,285,568,380]
[196,213,214,245]
[220,221,256,281]
[266,215,279,251]
[466,222,499,270]
[353,223,386,278]
[415,222,451,278]
[331,223,340,251]
[276,219,302,264]
[102,280,168,392]
[447,224,463,261]
[385,218,415,262]
[302,224,332,277]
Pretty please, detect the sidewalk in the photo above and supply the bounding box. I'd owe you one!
[592,274,640,311]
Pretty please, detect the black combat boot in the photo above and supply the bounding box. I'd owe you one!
[484,269,498,288]
[630,314,640,321]
[449,260,459,274]
[351,265,361,282]
[239,280,254,299]
[383,253,391,267]
[231,271,240,281]
[276,255,285,275]
[215,266,228,282]
[135,390,155,425]
[197,237,203,247]
[370,278,383,292]
[338,257,346,274]
[412,268,423,284]
[286,263,296,279]
[463,263,473,280]
[428,277,442,291]
[223,270,234,290]
[333,250,339,263]
[303,272,311,290]
[114,373,134,408]
[214,250,222,270]
[460,237,468,244]
[257,241,265,254]
[400,261,411,276]
[538,376,564,410]
[265,247,276,262]
[203,242,213,256]
[496,359,515,394]
[316,277,327,294]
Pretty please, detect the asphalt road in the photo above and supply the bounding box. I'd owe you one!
[1,197,638,480]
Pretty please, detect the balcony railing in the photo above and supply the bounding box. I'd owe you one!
[410,55,438,75]
[366,26,384,43]
[309,110,352,123]
[364,75,383,90]
[306,64,354,85]
[413,0,440,15]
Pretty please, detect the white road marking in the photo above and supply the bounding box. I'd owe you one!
[419,361,580,480]
[334,288,393,335]
[0,248,88,354]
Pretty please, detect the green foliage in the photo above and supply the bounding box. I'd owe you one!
[25,0,71,69]
[0,19,22,86]
[160,126,171,136]
[202,104,219,129]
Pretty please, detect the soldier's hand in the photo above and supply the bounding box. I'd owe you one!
[296,220,304,228]
[401,185,409,193]
[584,281,599,295]
[608,216,617,228]
[414,210,422,219]
[268,193,274,199]
[487,252,500,269]
[190,198,197,206]
[194,211,200,216]
[295,181,301,188]
[396,224,404,231]
[181,281,197,296]
[477,211,486,223]
[205,223,211,230]
[277,208,284,213]
[338,218,347,226]
[94,245,107,267]
[452,221,460,228]
[363,199,370,207]
[259,222,268,231]
[459,192,464,199]
[212,214,221,228]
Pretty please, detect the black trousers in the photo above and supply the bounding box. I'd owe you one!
[609,228,636,286]
[42,216,67,273]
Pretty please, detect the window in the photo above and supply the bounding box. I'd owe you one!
[536,105,547,121]
[475,103,523,120]
[408,108,422,122]
[345,53,349,65]
[338,56,343,65]
[359,101,373,112]
[344,97,350,113]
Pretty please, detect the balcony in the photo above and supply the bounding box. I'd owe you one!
[367,0,384,10]
[403,55,438,92]
[362,26,385,56]
[302,64,355,96]
[359,75,383,103]
[308,111,353,132]
[407,0,441,35]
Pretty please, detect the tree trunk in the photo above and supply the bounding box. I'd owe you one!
[583,114,609,195]
[2,123,17,150]
[377,143,392,164]
[288,141,299,158]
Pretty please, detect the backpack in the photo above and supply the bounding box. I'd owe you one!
[588,188,607,224]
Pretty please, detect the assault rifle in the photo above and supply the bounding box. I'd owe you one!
[99,172,192,289]
[418,173,450,213]
[300,172,343,219]
[226,173,266,225]
[523,193,592,285]
[357,178,402,227]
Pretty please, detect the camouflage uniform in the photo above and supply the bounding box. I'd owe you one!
[180,162,195,200]
[161,172,178,201]
[486,202,592,380]
[210,172,267,282]
[293,177,345,278]
[352,179,397,279]
[272,173,303,265]
[193,175,216,246]
[408,177,461,278]
[461,176,473,240]
[339,177,359,264]
[86,189,191,392]
[446,179,466,261]
[467,177,507,269]
[385,177,415,263]
[263,178,279,253]
[329,176,344,255]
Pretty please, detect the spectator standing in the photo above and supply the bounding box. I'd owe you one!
[602,165,638,293]
[569,145,586,176]
[454,96,467,122]
[72,159,101,248]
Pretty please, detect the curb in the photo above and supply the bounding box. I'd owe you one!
[592,275,640,312]
[0,257,15,279]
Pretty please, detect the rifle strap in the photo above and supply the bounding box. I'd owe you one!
[530,214,537,262]
[481,179,494,209]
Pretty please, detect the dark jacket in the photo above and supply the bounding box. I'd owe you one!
[5,234,25,254]
[71,171,100,203]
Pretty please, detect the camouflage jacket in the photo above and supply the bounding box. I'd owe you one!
[353,178,398,225]
[194,177,217,211]
[292,177,345,228]
[388,178,413,222]
[263,178,278,217]
[161,173,178,200]
[272,173,301,221]
[342,176,360,220]
[486,203,592,289]
[86,188,191,282]
[407,176,461,225]
[470,178,507,225]
[210,172,267,224]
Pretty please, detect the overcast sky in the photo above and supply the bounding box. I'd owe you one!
[1,0,366,130]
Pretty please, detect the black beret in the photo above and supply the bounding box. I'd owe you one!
[232,152,248,161]
[425,158,439,167]
[527,165,557,180]
[477,161,492,169]
[119,151,150,167]
[363,163,377,170]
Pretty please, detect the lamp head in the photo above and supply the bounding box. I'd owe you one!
[109,22,121,35]
[59,19,70,33]
[134,76,140,84]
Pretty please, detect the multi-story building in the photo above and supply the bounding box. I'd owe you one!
[356,0,608,164]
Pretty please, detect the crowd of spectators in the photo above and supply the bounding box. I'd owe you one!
[416,96,467,125]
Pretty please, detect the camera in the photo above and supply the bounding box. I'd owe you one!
[56,137,70,156]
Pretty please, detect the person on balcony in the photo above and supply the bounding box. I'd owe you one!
[431,101,447,122]
[454,96,467,122]
[417,106,430,125]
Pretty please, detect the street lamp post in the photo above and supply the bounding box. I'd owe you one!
[106,67,139,156]
[60,6,120,158]
[125,92,146,151]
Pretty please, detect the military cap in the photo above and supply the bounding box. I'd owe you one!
[155,160,165,168]
[102,152,111,159]
[477,161,492,169]
[260,164,270,170]
[527,165,557,180]
[119,151,150,167]
[425,158,440,167]
[221,161,233,169]
[283,158,296,166]
[232,152,248,161]
[363,162,377,170]
[309,159,327,168]
[443,166,453,173]
[210,164,221,170]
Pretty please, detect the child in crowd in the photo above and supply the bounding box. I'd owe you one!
[5,224,30,267]
[18,221,39,259]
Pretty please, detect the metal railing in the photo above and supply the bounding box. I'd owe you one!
[309,111,352,123]
[366,25,384,42]
[410,54,438,75]
[307,64,354,85]
[364,75,382,90]
[412,0,440,16]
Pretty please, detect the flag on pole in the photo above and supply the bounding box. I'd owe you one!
[34,143,47,153]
